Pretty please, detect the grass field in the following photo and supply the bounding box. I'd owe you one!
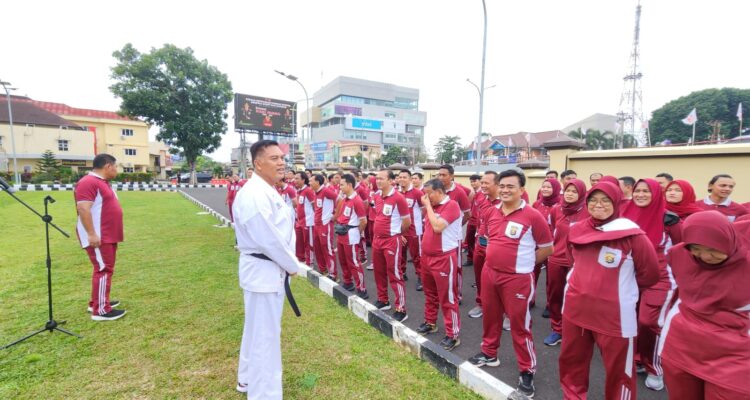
[0,191,480,399]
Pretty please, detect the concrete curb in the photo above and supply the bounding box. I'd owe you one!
[9,183,226,192]
[180,192,521,400]
[178,190,234,228]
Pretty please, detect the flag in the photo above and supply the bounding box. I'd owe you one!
[642,120,649,130]
[681,108,697,125]
[524,133,532,146]
[508,136,514,148]
[737,103,743,121]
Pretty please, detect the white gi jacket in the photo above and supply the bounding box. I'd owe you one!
[233,174,301,293]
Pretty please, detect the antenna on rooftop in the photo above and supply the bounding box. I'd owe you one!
[615,0,648,147]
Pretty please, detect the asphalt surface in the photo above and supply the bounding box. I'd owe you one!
[182,187,668,400]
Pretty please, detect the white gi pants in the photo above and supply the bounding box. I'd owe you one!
[238,290,285,400]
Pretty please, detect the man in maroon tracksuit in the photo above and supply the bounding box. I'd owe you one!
[354,171,371,264]
[397,169,424,290]
[294,171,316,265]
[416,179,463,351]
[468,169,553,398]
[371,170,411,322]
[335,174,368,298]
[437,165,471,302]
[464,174,482,266]
[468,170,500,319]
[311,174,338,278]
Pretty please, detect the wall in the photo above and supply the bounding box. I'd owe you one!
[565,144,750,202]
[0,123,95,173]
[63,116,150,172]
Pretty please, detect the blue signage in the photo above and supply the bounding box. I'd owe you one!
[351,118,382,130]
[310,142,329,152]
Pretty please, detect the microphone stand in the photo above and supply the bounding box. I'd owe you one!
[1,190,82,350]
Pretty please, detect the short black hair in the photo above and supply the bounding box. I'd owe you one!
[498,169,526,187]
[546,170,558,178]
[590,172,603,179]
[470,174,481,181]
[484,170,498,179]
[618,176,636,187]
[379,169,396,180]
[250,140,279,166]
[656,172,674,181]
[411,172,423,180]
[352,170,362,178]
[313,174,325,185]
[439,164,455,175]
[399,169,411,176]
[561,169,577,179]
[93,153,116,169]
[424,178,445,192]
[295,171,309,185]
[709,174,733,185]
[328,173,335,181]
[342,173,356,187]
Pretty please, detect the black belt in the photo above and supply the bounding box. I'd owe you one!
[249,253,301,317]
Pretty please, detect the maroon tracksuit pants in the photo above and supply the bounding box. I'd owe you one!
[399,234,422,278]
[372,235,406,312]
[337,241,366,291]
[313,223,336,278]
[480,269,536,373]
[546,260,570,334]
[295,225,313,265]
[421,251,461,338]
[472,242,487,306]
[662,358,747,400]
[464,223,476,261]
[638,287,673,376]
[84,243,118,316]
[559,320,637,400]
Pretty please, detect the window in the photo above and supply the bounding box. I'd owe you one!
[0,135,3,147]
[121,129,134,137]
[125,148,137,156]
[123,167,134,173]
[384,112,396,119]
[343,130,368,140]
[58,140,69,151]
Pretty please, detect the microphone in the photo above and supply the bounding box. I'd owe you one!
[0,176,15,192]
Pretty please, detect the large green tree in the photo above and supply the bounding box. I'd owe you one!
[650,88,749,145]
[434,135,464,164]
[110,43,233,183]
[376,146,408,168]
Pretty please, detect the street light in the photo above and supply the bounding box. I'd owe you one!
[0,80,20,185]
[474,0,489,173]
[275,70,312,160]
[467,78,495,167]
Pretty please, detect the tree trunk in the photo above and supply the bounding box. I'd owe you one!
[189,160,197,185]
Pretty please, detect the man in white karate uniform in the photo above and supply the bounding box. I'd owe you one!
[233,140,303,399]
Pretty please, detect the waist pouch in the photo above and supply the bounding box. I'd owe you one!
[478,236,488,247]
[334,223,356,235]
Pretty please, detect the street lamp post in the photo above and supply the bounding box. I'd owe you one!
[474,0,489,174]
[275,70,311,167]
[467,78,495,169]
[0,80,20,185]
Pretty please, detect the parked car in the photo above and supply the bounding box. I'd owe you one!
[725,135,750,144]
[177,172,213,183]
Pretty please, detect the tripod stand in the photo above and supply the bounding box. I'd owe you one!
[1,190,82,350]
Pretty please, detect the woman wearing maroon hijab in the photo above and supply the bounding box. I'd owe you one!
[531,179,562,307]
[664,180,703,221]
[658,211,750,399]
[542,178,587,347]
[621,178,682,391]
[559,182,659,400]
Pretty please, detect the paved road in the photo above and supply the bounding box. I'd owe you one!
[182,187,668,400]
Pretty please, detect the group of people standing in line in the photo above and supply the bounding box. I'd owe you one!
[229,140,749,400]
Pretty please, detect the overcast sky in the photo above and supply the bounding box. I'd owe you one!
[2,0,747,162]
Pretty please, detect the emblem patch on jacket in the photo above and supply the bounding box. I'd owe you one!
[505,222,524,239]
[597,246,623,268]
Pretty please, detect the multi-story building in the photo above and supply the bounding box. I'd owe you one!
[0,96,95,174]
[28,98,151,173]
[305,76,427,166]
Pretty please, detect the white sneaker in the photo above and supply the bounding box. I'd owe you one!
[365,262,374,270]
[236,383,248,393]
[503,317,511,331]
[645,374,664,391]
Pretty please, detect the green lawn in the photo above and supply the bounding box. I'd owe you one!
[0,191,480,399]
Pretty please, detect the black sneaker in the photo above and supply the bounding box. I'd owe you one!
[91,309,127,321]
[440,336,461,351]
[356,289,369,299]
[517,372,535,398]
[542,307,550,318]
[393,310,408,322]
[403,273,408,281]
[416,278,423,292]
[463,260,473,267]
[374,300,391,311]
[416,322,437,335]
[342,282,355,292]
[87,299,120,313]
[468,352,500,367]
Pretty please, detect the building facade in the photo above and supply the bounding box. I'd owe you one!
[306,76,427,166]
[0,96,95,174]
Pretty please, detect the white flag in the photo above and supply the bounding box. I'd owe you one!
[737,103,743,121]
[508,136,514,148]
[681,108,697,125]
